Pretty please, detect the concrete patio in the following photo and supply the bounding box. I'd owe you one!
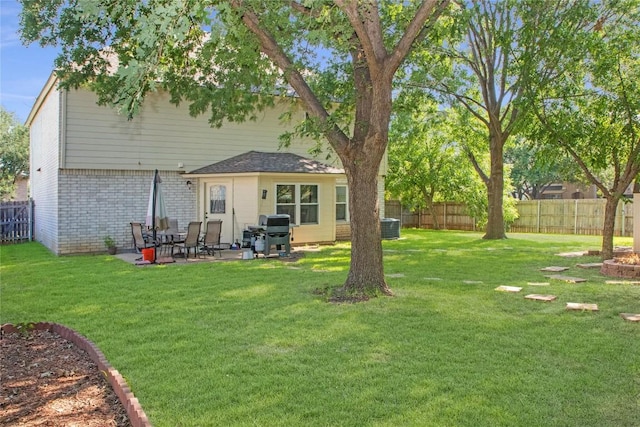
[114,246,309,265]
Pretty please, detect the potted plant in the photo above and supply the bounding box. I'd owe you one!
[104,236,117,255]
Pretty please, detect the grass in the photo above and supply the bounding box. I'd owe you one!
[2,229,639,426]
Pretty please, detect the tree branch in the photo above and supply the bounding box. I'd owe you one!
[231,0,350,152]
[388,0,450,74]
[335,0,385,77]
[464,145,489,185]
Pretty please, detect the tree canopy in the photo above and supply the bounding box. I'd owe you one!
[524,0,640,259]
[405,0,604,239]
[387,99,485,229]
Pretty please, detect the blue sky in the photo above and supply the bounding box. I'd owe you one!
[1,0,60,123]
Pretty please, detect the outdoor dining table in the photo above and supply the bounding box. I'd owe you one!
[142,229,188,256]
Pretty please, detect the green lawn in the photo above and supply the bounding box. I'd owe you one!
[2,229,639,426]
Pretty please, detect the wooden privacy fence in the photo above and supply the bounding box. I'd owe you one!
[1,200,34,244]
[385,199,634,237]
[385,201,477,231]
[510,199,633,236]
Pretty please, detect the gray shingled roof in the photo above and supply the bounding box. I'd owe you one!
[189,151,344,175]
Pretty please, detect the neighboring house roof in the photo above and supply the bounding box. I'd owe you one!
[189,151,344,175]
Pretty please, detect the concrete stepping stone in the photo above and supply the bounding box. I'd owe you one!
[525,294,557,302]
[545,274,587,283]
[463,280,484,284]
[606,280,640,285]
[620,313,640,322]
[540,266,570,272]
[495,285,522,293]
[423,277,443,281]
[566,302,598,311]
[556,251,588,257]
[527,282,550,286]
[576,263,603,269]
[386,273,405,278]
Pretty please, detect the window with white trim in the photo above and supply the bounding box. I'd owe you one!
[336,185,348,221]
[276,184,319,225]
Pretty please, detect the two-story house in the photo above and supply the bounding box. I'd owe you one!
[27,73,386,254]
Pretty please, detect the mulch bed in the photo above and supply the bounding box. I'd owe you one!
[1,329,131,426]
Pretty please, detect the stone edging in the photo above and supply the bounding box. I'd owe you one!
[601,259,640,279]
[1,322,151,427]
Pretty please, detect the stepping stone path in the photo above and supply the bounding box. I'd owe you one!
[525,294,557,302]
[606,280,640,285]
[545,274,587,283]
[620,313,640,322]
[566,302,598,311]
[497,262,640,321]
[495,285,522,293]
[576,263,603,269]
[540,266,570,272]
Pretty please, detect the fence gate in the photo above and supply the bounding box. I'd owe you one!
[1,200,33,244]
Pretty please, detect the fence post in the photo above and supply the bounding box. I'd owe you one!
[443,202,447,229]
[574,199,578,235]
[29,198,34,241]
[536,200,541,233]
[621,200,625,236]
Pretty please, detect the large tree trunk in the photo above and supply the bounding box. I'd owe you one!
[483,133,506,239]
[341,150,392,297]
[601,196,620,261]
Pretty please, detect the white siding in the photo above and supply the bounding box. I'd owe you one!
[29,86,61,253]
[64,90,333,171]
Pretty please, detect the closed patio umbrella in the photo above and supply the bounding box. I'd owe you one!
[146,169,170,262]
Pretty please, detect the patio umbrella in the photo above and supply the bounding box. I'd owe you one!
[146,169,170,262]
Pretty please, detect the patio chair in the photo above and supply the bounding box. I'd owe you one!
[173,221,202,258]
[201,220,224,257]
[130,222,160,253]
[164,219,184,245]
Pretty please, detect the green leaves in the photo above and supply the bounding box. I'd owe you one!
[0,108,30,200]
[526,0,640,196]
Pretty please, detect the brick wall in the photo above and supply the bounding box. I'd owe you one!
[57,170,195,254]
